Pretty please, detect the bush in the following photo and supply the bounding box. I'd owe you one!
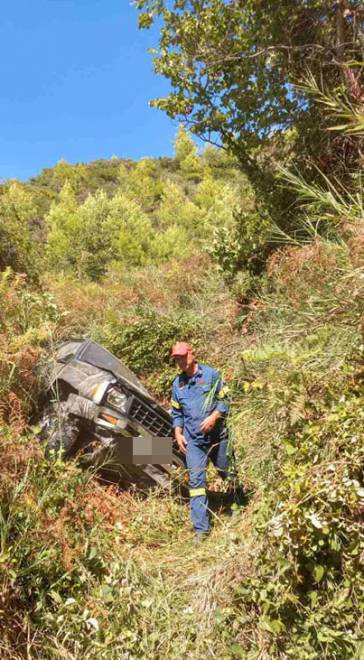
[0,182,43,281]
[208,206,271,281]
[0,268,59,427]
[93,307,208,398]
[235,374,364,658]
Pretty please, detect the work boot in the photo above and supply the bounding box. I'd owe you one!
[193,531,210,545]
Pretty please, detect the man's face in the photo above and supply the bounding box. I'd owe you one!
[173,349,195,372]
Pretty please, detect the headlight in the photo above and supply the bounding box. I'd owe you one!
[106,387,128,412]
[91,381,111,404]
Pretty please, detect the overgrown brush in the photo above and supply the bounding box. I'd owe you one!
[231,370,364,658]
[46,254,236,400]
[0,430,250,659]
[0,269,59,429]
[224,154,364,656]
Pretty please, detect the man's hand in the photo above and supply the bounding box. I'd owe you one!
[175,431,187,454]
[200,411,222,434]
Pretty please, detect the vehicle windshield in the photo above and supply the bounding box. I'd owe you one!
[76,341,149,393]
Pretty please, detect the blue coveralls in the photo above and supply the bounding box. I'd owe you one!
[171,363,230,533]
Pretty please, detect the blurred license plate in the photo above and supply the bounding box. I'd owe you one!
[117,436,172,464]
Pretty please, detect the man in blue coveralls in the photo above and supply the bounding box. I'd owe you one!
[170,341,231,541]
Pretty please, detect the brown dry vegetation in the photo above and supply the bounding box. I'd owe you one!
[0,232,363,657]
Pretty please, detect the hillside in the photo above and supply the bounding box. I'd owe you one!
[1,45,364,660]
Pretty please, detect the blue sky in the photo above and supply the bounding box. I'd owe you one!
[0,1,179,181]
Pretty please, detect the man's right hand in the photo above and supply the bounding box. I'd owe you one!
[175,432,187,455]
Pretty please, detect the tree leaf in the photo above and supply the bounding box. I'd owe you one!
[313,564,325,583]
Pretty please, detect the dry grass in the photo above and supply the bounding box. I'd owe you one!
[0,426,256,659]
[0,435,41,499]
[45,254,212,335]
[266,241,340,306]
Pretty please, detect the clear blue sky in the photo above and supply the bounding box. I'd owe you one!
[0,0,179,181]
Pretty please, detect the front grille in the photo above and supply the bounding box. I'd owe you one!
[128,396,171,437]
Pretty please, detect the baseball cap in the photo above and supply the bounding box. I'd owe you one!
[171,341,192,357]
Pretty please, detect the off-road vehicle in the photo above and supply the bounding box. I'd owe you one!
[39,339,185,489]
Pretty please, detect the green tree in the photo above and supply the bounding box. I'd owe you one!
[75,191,114,279]
[46,182,81,274]
[174,125,203,182]
[51,159,88,193]
[200,145,239,179]
[108,191,156,267]
[0,181,41,280]
[135,0,364,220]
[195,174,240,228]
[118,159,163,212]
[47,186,113,280]
[151,224,191,261]
[46,185,158,278]
[157,180,205,237]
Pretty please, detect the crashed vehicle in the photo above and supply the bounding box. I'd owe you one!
[39,339,185,489]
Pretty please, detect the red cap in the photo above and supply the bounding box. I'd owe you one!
[171,341,192,357]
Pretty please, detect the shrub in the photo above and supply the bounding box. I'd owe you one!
[0,181,43,281]
[208,206,271,280]
[0,268,59,427]
[93,307,208,398]
[235,375,364,659]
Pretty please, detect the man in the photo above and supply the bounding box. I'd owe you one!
[170,341,231,541]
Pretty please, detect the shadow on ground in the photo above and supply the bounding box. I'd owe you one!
[208,486,251,516]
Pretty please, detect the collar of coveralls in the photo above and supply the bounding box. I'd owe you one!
[180,362,203,382]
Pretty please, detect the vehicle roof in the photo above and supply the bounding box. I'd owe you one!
[55,339,149,394]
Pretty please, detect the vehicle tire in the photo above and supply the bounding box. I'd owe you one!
[140,464,172,489]
[139,449,187,493]
[39,402,81,458]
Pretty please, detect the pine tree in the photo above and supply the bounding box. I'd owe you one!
[174,126,203,182]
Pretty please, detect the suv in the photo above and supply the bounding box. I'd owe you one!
[39,339,185,489]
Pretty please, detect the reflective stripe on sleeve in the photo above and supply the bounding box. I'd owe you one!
[171,399,181,410]
[189,487,206,497]
[218,385,230,399]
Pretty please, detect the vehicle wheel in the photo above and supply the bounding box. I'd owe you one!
[140,449,187,493]
[39,402,81,458]
[140,464,171,489]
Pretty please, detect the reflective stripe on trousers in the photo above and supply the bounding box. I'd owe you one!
[186,434,230,533]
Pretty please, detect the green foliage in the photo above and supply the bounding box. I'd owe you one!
[46,185,157,279]
[157,179,205,238]
[0,268,60,423]
[93,307,207,397]
[135,0,300,153]
[1,433,239,658]
[208,206,271,280]
[0,181,43,281]
[236,379,364,658]
[195,174,238,227]
[174,125,203,181]
[135,1,363,161]
[40,130,256,280]
[31,157,126,198]
[135,0,364,231]
[75,190,116,279]
[151,223,192,261]
[222,225,364,655]
[118,158,163,212]
[108,190,155,268]
[174,125,198,163]
[46,182,83,275]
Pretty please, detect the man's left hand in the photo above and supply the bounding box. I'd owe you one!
[200,411,222,433]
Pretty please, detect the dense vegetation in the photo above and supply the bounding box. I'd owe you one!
[1,2,364,658]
